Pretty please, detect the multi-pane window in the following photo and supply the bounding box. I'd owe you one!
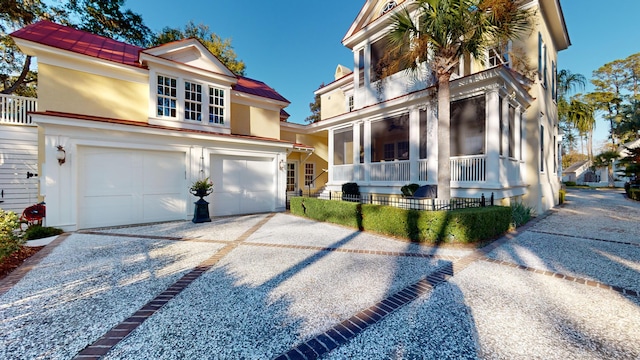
[348,95,354,112]
[157,75,177,117]
[304,163,315,187]
[383,143,395,160]
[184,81,202,121]
[286,163,296,192]
[209,87,225,124]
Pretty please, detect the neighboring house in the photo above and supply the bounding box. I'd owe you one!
[283,0,570,214]
[562,160,591,183]
[10,21,300,231]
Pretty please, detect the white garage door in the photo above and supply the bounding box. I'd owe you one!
[211,155,275,216]
[78,147,187,228]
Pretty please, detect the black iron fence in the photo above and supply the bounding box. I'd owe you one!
[301,192,495,211]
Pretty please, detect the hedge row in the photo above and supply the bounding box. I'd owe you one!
[289,197,512,244]
[628,188,640,201]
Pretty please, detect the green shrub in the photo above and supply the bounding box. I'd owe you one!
[400,183,420,197]
[629,188,640,201]
[361,205,512,243]
[24,225,63,240]
[0,209,25,261]
[290,197,511,243]
[563,181,577,187]
[559,189,566,204]
[290,197,362,229]
[510,202,534,228]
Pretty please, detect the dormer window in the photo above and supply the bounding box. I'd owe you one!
[209,87,225,124]
[381,1,397,15]
[157,75,177,118]
[185,81,202,121]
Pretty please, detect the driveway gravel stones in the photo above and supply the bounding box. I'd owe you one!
[0,188,638,359]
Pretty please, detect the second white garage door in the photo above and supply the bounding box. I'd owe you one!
[78,147,187,229]
[211,155,275,216]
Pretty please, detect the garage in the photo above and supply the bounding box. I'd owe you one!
[78,147,187,228]
[211,155,275,216]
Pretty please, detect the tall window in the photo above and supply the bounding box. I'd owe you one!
[157,75,177,117]
[508,105,515,158]
[358,49,365,88]
[371,114,409,162]
[540,125,545,172]
[450,96,486,156]
[419,109,428,159]
[348,95,354,112]
[184,81,202,121]
[304,163,315,187]
[209,87,225,124]
[286,163,296,192]
[334,128,354,165]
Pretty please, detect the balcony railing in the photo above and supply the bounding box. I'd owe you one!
[370,161,410,182]
[0,94,37,125]
[450,155,486,182]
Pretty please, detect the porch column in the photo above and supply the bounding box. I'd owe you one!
[426,100,438,184]
[501,95,510,185]
[364,120,371,183]
[409,106,420,182]
[485,88,501,187]
[328,128,335,183]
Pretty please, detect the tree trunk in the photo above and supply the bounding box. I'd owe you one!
[437,75,451,202]
[0,56,32,95]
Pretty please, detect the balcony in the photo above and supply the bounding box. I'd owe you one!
[0,94,37,125]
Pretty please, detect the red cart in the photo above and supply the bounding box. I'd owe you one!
[20,203,46,230]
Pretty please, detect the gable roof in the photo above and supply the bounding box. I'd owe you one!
[11,20,289,104]
[11,20,143,68]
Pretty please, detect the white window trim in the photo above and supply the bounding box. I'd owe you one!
[148,69,231,133]
[304,163,315,188]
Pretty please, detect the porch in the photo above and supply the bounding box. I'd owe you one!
[330,154,524,196]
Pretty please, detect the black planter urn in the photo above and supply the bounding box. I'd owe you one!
[191,190,212,223]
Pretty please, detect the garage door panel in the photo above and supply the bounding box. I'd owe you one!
[79,147,186,229]
[143,152,185,193]
[142,194,185,222]
[211,155,275,216]
[80,195,135,228]
[82,151,135,196]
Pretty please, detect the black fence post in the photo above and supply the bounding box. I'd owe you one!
[481,193,485,207]
[491,192,494,206]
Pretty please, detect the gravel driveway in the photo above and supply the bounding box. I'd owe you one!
[1,188,639,359]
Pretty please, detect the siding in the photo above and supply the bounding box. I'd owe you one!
[0,124,39,214]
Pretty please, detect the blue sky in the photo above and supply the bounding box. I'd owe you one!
[129,0,639,149]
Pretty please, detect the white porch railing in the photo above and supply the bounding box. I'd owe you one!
[370,161,410,182]
[418,159,428,182]
[450,155,486,182]
[0,94,37,125]
[331,155,522,186]
[333,164,365,182]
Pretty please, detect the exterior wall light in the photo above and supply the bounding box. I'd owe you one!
[56,145,66,165]
[279,159,286,171]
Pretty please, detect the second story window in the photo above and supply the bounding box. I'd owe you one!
[185,81,202,121]
[157,75,177,118]
[348,95,354,112]
[209,87,225,124]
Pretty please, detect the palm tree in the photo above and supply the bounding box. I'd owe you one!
[385,0,531,201]
[567,96,596,160]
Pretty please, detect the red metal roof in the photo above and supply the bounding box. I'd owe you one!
[11,21,290,103]
[235,76,289,104]
[11,20,143,68]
